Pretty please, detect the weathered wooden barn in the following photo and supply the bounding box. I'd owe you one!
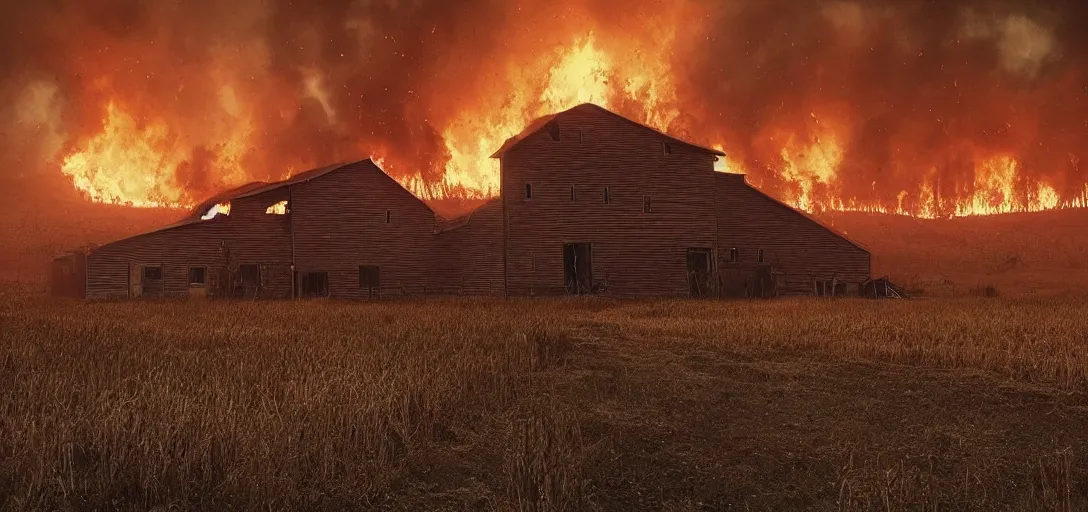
[65,103,870,300]
[475,103,870,297]
[81,159,436,300]
[493,103,723,296]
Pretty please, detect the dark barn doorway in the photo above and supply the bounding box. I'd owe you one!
[563,243,593,295]
[301,271,330,298]
[686,248,715,297]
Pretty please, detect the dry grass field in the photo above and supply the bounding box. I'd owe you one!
[3,288,1087,511]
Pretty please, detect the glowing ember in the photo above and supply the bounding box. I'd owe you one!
[201,202,231,220]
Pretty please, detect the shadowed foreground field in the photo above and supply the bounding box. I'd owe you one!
[3,291,1088,511]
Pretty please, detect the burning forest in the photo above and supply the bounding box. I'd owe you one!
[1,0,1087,218]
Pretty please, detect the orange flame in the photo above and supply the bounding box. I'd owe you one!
[200,202,231,220]
[57,31,1088,221]
[61,103,190,208]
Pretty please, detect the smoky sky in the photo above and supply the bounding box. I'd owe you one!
[1,0,1087,212]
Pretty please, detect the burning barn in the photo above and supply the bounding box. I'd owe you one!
[67,104,871,300]
[80,160,435,300]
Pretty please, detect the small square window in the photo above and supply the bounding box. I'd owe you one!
[302,272,329,298]
[525,183,533,200]
[359,265,380,289]
[757,249,765,263]
[642,196,652,213]
[570,185,577,202]
[728,248,739,263]
[604,186,611,204]
[188,267,206,286]
[240,264,260,287]
[385,209,391,224]
[143,266,163,280]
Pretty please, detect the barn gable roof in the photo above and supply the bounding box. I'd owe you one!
[435,198,501,234]
[490,103,726,158]
[715,173,871,254]
[96,158,432,248]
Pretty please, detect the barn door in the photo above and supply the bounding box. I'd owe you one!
[130,262,143,298]
[563,243,593,295]
[686,248,714,297]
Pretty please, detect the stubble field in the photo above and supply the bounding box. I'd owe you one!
[2,289,1087,511]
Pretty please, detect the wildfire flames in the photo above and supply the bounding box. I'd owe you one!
[4,0,1088,219]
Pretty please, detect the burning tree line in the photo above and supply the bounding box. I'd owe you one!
[1,0,1086,218]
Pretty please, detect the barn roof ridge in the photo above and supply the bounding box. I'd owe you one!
[96,158,430,248]
[435,198,501,234]
[489,103,726,158]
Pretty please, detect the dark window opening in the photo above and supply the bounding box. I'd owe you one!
[643,196,652,213]
[301,272,329,298]
[604,186,611,204]
[359,265,380,298]
[188,267,206,286]
[385,209,391,224]
[728,248,739,263]
[570,185,577,201]
[577,129,583,142]
[757,249,765,263]
[239,264,260,288]
[663,143,672,155]
[525,183,533,200]
[546,121,560,141]
[143,266,163,281]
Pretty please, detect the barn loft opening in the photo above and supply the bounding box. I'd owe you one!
[200,202,231,220]
[266,200,289,215]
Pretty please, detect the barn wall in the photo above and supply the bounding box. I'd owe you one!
[714,173,871,295]
[500,106,719,297]
[85,188,293,300]
[432,200,505,296]
[291,161,435,298]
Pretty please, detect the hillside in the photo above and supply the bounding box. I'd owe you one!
[825,209,1088,296]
